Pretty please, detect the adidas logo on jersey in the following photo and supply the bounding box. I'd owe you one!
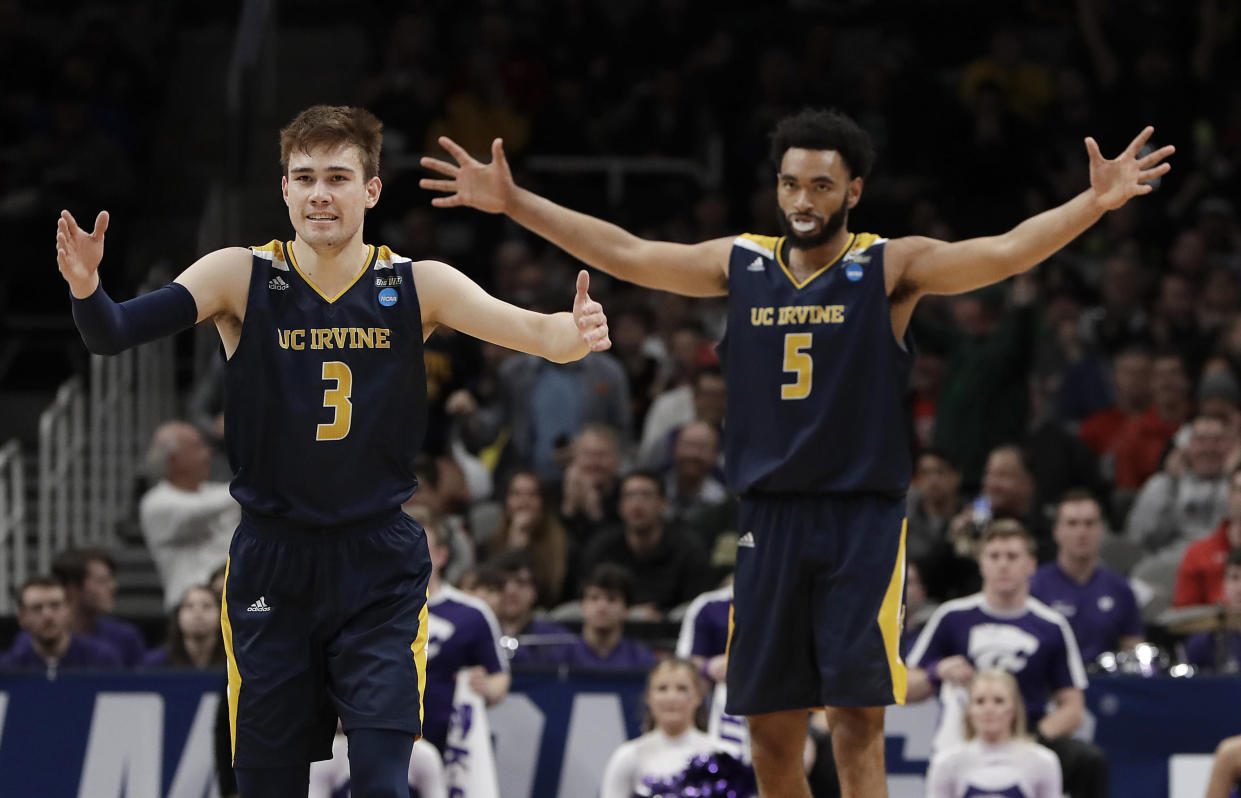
[746,256,765,272]
[737,531,756,548]
[268,276,290,291]
[246,596,272,612]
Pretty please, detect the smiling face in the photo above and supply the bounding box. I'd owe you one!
[966,672,1021,743]
[281,143,381,253]
[646,661,703,737]
[775,148,861,250]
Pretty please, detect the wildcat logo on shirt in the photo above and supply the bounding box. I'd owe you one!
[426,613,455,661]
[967,624,1040,673]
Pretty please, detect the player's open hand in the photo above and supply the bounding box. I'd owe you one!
[573,270,611,352]
[420,137,513,214]
[1085,126,1174,211]
[56,209,109,297]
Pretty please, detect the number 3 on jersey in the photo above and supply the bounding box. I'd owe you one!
[317,361,353,440]
[782,333,813,400]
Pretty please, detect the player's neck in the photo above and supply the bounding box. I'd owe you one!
[290,235,370,282]
[786,227,852,277]
[1058,554,1097,585]
[427,571,442,598]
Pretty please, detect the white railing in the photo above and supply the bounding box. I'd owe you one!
[0,440,26,614]
[37,335,176,572]
[37,378,85,572]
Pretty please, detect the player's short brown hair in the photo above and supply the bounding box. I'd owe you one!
[279,105,383,180]
[980,518,1037,557]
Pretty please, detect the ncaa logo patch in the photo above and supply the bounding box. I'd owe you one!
[378,287,399,307]
[845,262,864,282]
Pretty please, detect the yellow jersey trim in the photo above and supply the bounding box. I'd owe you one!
[284,241,376,303]
[219,557,241,760]
[878,519,909,704]
[412,589,430,736]
[738,233,779,254]
[775,233,857,290]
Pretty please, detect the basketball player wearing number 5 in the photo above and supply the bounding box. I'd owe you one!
[56,106,610,798]
[422,109,1173,798]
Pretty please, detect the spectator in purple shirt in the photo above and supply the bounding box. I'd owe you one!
[1030,490,1144,662]
[675,583,731,684]
[50,548,146,666]
[907,520,1106,798]
[489,550,575,665]
[412,506,510,752]
[1183,549,1241,673]
[142,585,227,669]
[557,564,657,670]
[0,576,122,676]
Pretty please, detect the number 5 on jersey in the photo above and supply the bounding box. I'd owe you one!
[782,333,813,400]
[317,361,353,440]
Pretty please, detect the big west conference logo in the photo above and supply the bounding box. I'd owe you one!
[967,623,1040,672]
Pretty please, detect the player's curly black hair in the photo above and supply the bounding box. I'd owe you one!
[769,108,876,180]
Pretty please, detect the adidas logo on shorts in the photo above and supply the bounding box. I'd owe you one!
[268,275,290,291]
[246,596,272,612]
[737,531,756,548]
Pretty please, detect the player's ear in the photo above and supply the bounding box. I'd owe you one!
[281,175,289,205]
[847,176,864,209]
[366,176,383,208]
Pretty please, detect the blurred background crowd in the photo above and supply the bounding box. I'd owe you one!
[1,0,1240,703]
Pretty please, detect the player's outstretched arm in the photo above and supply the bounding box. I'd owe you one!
[887,126,1175,301]
[58,208,250,355]
[420,137,732,298]
[415,260,610,363]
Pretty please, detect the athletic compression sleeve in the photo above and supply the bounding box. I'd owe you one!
[71,282,199,355]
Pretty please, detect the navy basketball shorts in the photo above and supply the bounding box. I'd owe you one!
[725,492,907,715]
[221,509,431,768]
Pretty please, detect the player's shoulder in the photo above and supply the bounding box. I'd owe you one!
[734,233,780,257]
[846,232,888,254]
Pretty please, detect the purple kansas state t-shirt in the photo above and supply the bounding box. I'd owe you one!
[424,585,508,751]
[554,636,657,669]
[907,594,1088,727]
[676,586,732,661]
[1029,563,1143,662]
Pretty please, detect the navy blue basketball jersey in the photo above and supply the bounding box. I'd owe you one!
[717,233,912,496]
[224,241,427,525]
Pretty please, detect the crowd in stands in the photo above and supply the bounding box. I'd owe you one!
[3,0,1240,795]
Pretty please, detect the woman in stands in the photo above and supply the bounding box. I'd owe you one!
[925,668,1062,798]
[600,658,719,798]
[141,584,226,669]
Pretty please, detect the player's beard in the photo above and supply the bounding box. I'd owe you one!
[778,201,849,250]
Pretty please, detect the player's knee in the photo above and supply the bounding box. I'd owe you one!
[825,705,884,738]
[749,724,806,764]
